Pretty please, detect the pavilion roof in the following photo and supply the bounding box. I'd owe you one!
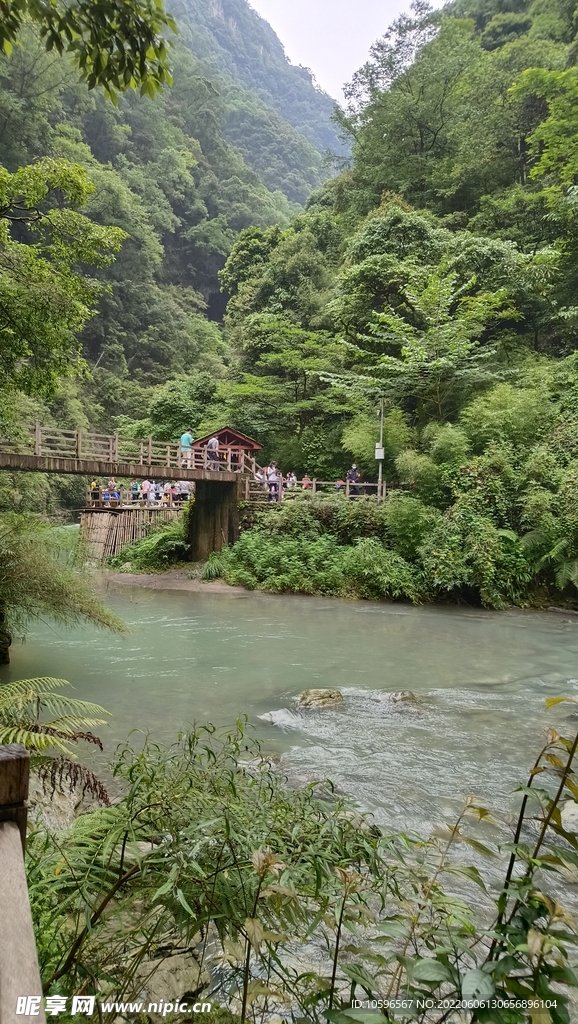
[192,426,262,451]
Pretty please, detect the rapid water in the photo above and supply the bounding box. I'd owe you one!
[4,584,578,834]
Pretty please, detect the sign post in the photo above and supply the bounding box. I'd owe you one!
[375,396,385,501]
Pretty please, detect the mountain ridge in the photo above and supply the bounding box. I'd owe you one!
[170,0,348,163]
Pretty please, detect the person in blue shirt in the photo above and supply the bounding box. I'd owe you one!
[180,428,194,467]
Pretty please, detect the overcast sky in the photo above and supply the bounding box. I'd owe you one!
[247,0,416,101]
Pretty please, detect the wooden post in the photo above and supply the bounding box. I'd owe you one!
[147,436,152,464]
[76,430,82,460]
[113,433,119,461]
[34,422,41,457]
[0,744,29,850]
[346,479,350,499]
[312,478,317,495]
[226,448,232,471]
[0,745,46,1024]
[139,440,144,465]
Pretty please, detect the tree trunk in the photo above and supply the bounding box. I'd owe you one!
[0,602,12,664]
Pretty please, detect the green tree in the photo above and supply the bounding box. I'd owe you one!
[349,269,518,421]
[0,158,125,396]
[515,66,578,184]
[148,372,218,440]
[0,0,176,98]
[0,513,125,663]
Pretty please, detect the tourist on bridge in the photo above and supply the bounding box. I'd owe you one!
[180,428,194,468]
[178,480,190,503]
[130,478,140,502]
[347,463,361,499]
[267,462,280,502]
[107,475,117,492]
[302,473,311,490]
[206,434,219,471]
[141,478,151,502]
[90,479,99,502]
[286,471,297,489]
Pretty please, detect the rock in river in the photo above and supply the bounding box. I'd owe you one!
[561,800,578,833]
[294,688,343,708]
[136,951,209,1018]
[389,690,418,703]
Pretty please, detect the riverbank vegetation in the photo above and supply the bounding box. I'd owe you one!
[0,513,125,662]
[30,717,578,1022]
[108,516,191,572]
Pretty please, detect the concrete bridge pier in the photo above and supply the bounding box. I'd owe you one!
[187,477,243,561]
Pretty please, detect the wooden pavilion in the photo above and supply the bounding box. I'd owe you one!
[192,427,262,461]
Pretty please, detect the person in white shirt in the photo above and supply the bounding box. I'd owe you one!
[267,462,280,502]
[205,435,219,471]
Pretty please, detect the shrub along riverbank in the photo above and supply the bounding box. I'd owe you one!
[29,717,578,1023]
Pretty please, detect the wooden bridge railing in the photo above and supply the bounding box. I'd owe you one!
[0,424,258,474]
[0,745,46,1023]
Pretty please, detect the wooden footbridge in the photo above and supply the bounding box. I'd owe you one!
[0,424,259,559]
[0,424,386,559]
[0,423,259,481]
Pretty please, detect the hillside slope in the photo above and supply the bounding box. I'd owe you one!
[169,0,347,203]
[172,0,345,154]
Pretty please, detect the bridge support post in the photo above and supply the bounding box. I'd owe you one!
[187,478,243,561]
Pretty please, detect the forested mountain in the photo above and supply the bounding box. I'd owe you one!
[5,0,578,605]
[0,0,344,513]
[171,0,345,155]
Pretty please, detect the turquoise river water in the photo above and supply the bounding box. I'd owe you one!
[3,582,578,835]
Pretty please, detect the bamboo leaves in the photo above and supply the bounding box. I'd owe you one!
[25,715,578,1023]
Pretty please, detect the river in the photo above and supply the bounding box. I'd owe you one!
[4,584,578,835]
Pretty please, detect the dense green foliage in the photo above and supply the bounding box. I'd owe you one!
[192,0,578,607]
[205,493,535,608]
[108,515,191,570]
[28,718,578,1022]
[0,0,344,507]
[171,0,346,161]
[0,513,125,661]
[0,0,176,98]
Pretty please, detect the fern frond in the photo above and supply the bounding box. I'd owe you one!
[0,677,71,708]
[0,678,110,756]
[0,726,73,753]
[41,715,109,731]
[536,538,569,570]
[555,558,578,591]
[520,529,548,550]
